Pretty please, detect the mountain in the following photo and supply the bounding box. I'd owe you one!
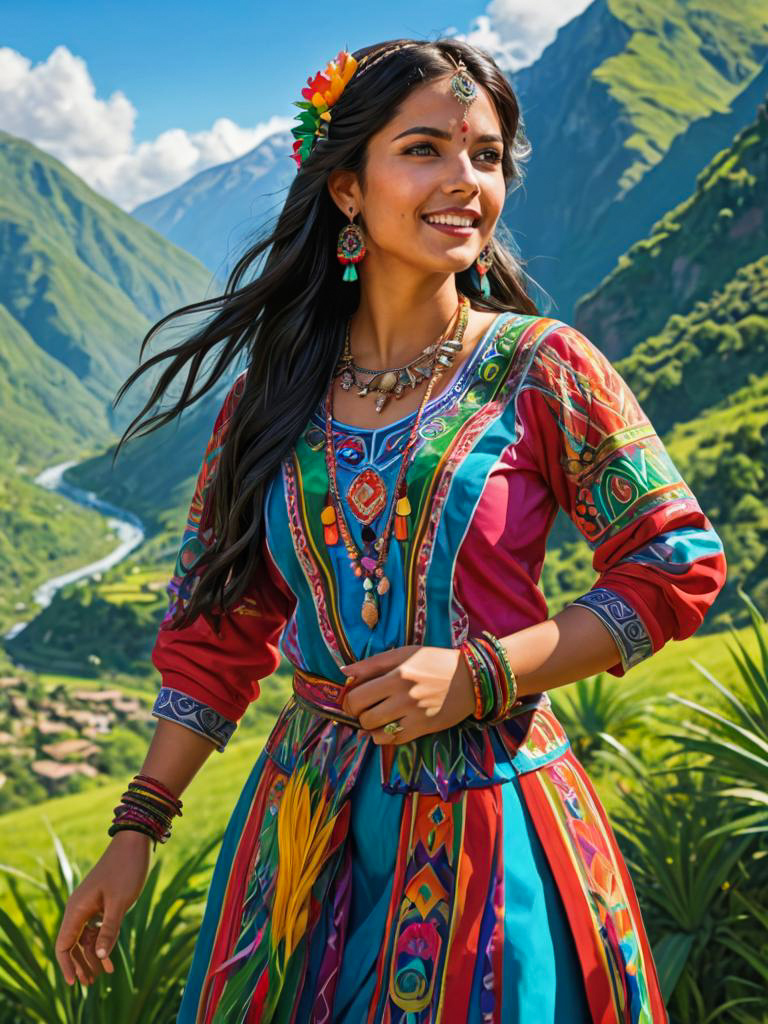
[0,131,217,431]
[553,98,768,616]
[129,2,768,324]
[64,371,239,541]
[0,132,218,636]
[131,131,295,279]
[506,0,768,320]
[574,97,768,358]
[0,304,106,468]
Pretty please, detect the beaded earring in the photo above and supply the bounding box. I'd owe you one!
[473,242,494,297]
[337,207,367,282]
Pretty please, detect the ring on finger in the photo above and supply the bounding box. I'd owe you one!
[383,720,404,736]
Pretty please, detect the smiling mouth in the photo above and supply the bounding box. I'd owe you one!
[421,214,481,229]
[421,212,481,227]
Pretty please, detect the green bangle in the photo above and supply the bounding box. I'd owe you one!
[481,631,519,720]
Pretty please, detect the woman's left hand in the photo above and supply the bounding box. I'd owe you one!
[339,645,476,744]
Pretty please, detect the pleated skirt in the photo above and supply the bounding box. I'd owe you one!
[178,737,594,1023]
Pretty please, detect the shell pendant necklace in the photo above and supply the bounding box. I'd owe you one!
[322,295,471,628]
[336,306,467,414]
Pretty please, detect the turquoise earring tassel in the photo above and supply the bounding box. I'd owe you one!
[474,242,494,298]
[337,218,366,283]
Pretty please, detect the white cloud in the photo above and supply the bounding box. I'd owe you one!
[452,0,594,72]
[0,45,292,210]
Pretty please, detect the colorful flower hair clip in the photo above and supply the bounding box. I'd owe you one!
[290,49,359,170]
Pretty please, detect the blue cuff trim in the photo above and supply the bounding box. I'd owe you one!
[570,587,653,671]
[152,687,237,752]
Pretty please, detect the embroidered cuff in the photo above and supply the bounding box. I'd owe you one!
[152,687,237,752]
[570,587,653,672]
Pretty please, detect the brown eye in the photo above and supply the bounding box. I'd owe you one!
[404,143,436,156]
[475,149,505,162]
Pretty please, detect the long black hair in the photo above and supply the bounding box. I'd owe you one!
[112,36,540,629]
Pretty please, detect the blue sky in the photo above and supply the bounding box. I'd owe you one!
[0,0,588,208]
[2,0,492,141]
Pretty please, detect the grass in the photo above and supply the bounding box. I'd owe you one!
[0,730,269,928]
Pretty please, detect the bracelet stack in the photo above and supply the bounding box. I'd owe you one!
[108,773,183,851]
[460,631,520,724]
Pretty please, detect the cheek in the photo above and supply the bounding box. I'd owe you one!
[366,166,425,225]
[489,179,506,217]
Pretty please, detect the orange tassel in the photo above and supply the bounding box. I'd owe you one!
[324,523,339,545]
[394,515,408,541]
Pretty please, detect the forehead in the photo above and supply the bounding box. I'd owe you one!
[383,75,501,136]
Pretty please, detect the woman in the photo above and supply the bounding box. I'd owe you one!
[55,38,726,1023]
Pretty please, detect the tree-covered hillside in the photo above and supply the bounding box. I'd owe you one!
[575,99,768,358]
[548,101,768,622]
[507,0,768,320]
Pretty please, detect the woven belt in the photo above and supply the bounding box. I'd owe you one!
[292,667,361,727]
[292,666,548,729]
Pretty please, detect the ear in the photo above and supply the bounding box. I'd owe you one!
[327,168,362,219]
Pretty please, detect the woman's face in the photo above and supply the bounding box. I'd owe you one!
[334,73,506,277]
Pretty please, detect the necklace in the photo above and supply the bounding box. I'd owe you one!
[322,295,471,629]
[334,305,466,414]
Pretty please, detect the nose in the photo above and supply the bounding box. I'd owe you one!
[441,151,481,196]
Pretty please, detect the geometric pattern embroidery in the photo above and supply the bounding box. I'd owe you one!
[570,586,654,671]
[152,686,237,752]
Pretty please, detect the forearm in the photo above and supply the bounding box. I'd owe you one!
[500,604,627,698]
[136,718,218,798]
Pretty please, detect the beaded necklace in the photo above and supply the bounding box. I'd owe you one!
[322,295,471,628]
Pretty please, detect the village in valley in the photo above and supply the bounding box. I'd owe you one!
[0,674,153,811]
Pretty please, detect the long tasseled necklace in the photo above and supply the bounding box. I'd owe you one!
[322,295,471,629]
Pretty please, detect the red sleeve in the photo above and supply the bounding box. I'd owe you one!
[150,372,294,743]
[517,323,727,677]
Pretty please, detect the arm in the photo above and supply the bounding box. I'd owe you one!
[505,323,727,686]
[55,373,294,986]
[495,603,634,699]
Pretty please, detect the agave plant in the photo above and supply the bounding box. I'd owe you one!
[663,587,768,836]
[548,670,651,764]
[0,828,220,1023]
[594,737,762,1023]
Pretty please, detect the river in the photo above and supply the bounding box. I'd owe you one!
[3,460,146,642]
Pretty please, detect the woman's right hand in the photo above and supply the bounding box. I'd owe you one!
[54,830,152,986]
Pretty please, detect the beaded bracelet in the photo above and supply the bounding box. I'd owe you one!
[460,632,520,723]
[108,773,183,851]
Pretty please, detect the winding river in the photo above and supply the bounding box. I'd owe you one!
[3,461,146,642]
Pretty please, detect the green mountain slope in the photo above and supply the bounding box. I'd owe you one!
[575,98,767,358]
[507,0,768,320]
[0,305,106,468]
[0,131,217,427]
[64,373,238,541]
[0,133,219,637]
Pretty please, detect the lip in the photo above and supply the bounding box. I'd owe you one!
[421,207,481,238]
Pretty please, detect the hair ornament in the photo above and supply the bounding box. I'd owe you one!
[446,55,479,133]
[290,49,359,169]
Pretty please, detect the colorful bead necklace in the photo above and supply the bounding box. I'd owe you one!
[322,295,471,628]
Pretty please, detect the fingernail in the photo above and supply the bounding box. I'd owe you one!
[341,665,354,674]
[97,948,107,958]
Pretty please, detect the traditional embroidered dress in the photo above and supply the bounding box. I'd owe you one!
[152,312,727,1024]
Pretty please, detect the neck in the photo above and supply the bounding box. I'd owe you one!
[350,266,462,368]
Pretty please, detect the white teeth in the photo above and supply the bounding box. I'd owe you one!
[424,214,476,227]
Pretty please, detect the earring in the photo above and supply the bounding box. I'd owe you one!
[473,242,494,297]
[337,208,367,282]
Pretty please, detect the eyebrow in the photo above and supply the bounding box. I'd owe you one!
[391,125,504,145]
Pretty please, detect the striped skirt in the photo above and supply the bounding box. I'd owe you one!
[176,695,667,1023]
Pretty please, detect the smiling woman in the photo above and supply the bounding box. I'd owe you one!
[53,35,724,1024]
